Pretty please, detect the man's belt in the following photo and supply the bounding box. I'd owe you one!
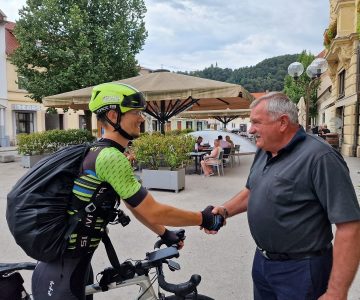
[257,243,332,261]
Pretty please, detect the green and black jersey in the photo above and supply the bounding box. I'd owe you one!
[67,138,148,255]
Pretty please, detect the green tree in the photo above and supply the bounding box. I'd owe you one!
[11,0,147,103]
[283,50,320,118]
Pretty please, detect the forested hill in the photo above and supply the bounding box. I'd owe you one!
[179,54,299,93]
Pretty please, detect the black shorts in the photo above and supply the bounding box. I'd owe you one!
[32,254,93,300]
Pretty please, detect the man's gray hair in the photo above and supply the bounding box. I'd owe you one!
[250,92,299,124]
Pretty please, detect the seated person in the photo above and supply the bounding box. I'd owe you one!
[218,135,231,149]
[200,139,222,176]
[125,141,137,168]
[225,135,234,149]
[195,136,205,151]
[318,124,330,139]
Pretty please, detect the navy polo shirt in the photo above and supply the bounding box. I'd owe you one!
[246,127,360,253]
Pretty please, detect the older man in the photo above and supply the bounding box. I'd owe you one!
[207,92,360,300]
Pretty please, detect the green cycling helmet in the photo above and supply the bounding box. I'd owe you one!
[89,82,146,114]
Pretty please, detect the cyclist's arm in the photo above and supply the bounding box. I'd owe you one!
[96,148,201,228]
[125,202,166,236]
[131,192,202,227]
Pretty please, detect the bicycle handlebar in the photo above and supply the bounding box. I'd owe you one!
[94,229,202,297]
[157,273,201,297]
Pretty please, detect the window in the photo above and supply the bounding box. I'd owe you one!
[15,112,34,134]
[338,70,345,99]
[152,120,158,131]
[196,122,202,131]
[166,122,171,132]
[79,115,86,129]
[186,121,193,129]
[322,113,325,124]
[177,121,182,130]
[17,76,27,90]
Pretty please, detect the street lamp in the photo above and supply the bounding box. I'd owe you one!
[288,58,328,131]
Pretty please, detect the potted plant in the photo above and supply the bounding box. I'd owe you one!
[17,132,50,168]
[132,132,195,192]
[17,129,95,168]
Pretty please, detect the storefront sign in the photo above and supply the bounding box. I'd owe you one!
[12,104,41,111]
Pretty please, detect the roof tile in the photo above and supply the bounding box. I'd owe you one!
[5,21,18,55]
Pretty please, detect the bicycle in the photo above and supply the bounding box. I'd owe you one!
[0,229,213,300]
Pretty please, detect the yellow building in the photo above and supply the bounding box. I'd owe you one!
[2,16,129,144]
[0,13,96,146]
[323,0,360,156]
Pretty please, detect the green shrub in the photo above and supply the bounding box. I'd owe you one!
[17,132,49,155]
[17,129,95,155]
[324,20,337,49]
[132,133,195,170]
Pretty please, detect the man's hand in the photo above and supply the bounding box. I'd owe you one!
[201,206,228,234]
[200,205,225,233]
[160,229,185,249]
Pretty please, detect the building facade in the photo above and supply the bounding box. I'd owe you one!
[1,15,89,146]
[323,0,360,156]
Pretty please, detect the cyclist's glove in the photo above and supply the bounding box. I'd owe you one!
[201,205,224,231]
[160,229,184,247]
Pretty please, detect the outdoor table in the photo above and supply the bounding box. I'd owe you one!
[200,147,213,154]
[188,151,207,174]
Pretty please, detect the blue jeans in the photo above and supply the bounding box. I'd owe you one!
[252,247,332,300]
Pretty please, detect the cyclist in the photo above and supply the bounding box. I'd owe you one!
[31,82,222,300]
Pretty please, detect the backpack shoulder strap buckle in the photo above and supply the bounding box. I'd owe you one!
[85,203,97,213]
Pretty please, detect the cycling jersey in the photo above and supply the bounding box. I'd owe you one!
[66,138,148,255]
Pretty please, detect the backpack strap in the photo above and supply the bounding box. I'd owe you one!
[64,187,110,246]
[101,230,121,269]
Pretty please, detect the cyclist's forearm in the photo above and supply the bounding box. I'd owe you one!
[151,204,202,227]
[134,193,202,227]
[127,203,166,235]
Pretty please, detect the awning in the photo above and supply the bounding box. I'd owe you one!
[43,71,254,132]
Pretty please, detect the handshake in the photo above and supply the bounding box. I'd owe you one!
[200,205,226,232]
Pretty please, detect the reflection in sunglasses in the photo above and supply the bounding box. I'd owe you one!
[128,110,146,117]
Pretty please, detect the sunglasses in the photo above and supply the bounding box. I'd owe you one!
[122,92,146,109]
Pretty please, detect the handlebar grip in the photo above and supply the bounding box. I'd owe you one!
[155,229,186,249]
[158,273,201,297]
[154,239,165,249]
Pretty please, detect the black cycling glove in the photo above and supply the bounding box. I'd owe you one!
[201,205,224,231]
[160,229,182,247]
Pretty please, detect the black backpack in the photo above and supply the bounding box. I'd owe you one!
[6,142,125,264]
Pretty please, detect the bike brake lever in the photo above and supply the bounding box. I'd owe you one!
[167,259,180,271]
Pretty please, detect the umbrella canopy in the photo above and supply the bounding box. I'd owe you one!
[43,71,254,132]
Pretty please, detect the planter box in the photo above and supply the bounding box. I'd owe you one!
[21,154,48,168]
[141,168,185,193]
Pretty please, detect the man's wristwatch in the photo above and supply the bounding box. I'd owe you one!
[219,206,229,219]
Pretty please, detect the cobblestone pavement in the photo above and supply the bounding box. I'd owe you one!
[0,154,359,299]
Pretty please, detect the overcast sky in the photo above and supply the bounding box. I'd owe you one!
[2,0,329,71]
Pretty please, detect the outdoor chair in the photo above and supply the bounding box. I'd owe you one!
[201,150,224,176]
[230,144,241,165]
[222,147,232,167]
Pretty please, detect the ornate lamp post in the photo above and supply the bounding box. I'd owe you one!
[288,58,328,131]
